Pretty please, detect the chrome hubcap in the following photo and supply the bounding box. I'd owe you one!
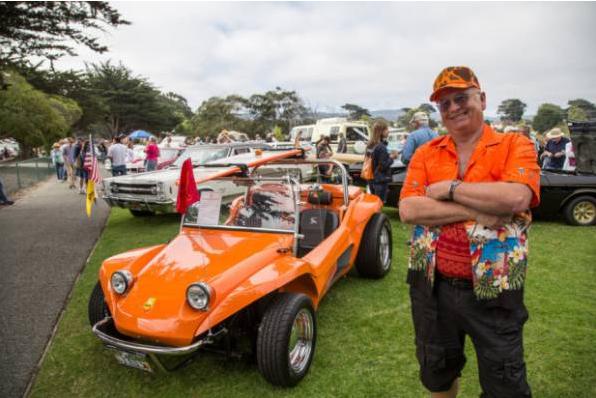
[288,308,314,373]
[379,225,391,271]
[574,201,596,224]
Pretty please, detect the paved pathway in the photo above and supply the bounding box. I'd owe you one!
[0,178,110,398]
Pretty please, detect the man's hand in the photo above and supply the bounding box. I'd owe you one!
[425,180,451,201]
[541,151,552,159]
[553,151,564,158]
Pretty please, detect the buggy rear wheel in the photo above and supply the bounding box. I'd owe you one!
[355,212,392,278]
[256,293,316,387]
[88,282,110,327]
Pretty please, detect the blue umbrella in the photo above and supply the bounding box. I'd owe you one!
[128,130,154,140]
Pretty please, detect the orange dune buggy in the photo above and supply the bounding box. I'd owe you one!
[89,150,393,387]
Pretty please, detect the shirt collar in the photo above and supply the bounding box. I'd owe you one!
[437,124,502,150]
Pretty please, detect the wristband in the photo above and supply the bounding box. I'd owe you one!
[448,180,462,201]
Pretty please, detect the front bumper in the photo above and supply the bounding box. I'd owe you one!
[102,195,174,213]
[92,317,207,356]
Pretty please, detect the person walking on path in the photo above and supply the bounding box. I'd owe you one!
[401,111,438,165]
[107,135,128,176]
[399,66,539,398]
[0,175,14,205]
[366,120,397,202]
[61,138,76,188]
[75,139,91,194]
[145,137,160,171]
[50,143,65,181]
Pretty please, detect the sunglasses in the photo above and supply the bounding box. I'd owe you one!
[437,91,480,113]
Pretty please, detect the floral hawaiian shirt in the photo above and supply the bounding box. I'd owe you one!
[400,125,541,300]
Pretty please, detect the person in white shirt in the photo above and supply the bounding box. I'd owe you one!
[563,141,576,171]
[107,136,128,176]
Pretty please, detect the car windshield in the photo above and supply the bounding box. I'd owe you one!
[159,148,179,160]
[173,147,229,167]
[183,178,297,233]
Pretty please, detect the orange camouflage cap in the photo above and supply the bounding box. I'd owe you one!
[430,66,481,102]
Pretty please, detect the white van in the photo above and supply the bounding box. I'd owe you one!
[290,118,370,154]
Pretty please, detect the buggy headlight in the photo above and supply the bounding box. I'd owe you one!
[186,282,212,310]
[111,270,133,295]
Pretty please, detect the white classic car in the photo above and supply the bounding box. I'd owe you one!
[102,143,314,216]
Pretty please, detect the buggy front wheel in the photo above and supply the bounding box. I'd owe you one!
[256,293,316,387]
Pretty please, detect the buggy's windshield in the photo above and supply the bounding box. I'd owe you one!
[173,147,230,167]
[183,177,298,233]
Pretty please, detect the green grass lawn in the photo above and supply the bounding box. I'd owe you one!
[30,208,596,397]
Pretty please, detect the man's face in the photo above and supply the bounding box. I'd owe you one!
[437,88,486,136]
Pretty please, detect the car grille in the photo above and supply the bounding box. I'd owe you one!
[111,183,157,196]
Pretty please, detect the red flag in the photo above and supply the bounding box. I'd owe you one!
[176,158,200,214]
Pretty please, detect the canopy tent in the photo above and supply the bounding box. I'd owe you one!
[128,130,155,140]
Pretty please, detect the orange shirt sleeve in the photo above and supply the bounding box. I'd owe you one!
[399,145,428,201]
[502,135,541,208]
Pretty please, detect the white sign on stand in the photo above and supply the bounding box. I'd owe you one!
[197,191,223,225]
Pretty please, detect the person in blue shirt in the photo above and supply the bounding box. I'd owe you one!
[401,111,438,165]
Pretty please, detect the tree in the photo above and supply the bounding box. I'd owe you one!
[418,103,436,114]
[532,103,565,133]
[341,103,371,120]
[567,106,588,122]
[190,96,246,138]
[0,71,81,156]
[567,98,596,120]
[396,104,438,130]
[247,88,306,135]
[84,61,186,136]
[497,99,527,122]
[0,2,129,69]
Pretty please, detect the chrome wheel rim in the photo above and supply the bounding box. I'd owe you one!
[288,308,314,373]
[379,225,391,271]
[574,201,596,224]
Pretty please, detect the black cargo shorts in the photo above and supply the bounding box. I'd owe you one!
[409,274,532,397]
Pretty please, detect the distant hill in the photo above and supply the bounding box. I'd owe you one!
[308,109,407,121]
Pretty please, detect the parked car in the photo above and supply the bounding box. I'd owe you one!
[102,143,313,216]
[159,135,191,148]
[89,152,392,386]
[384,168,596,226]
[105,146,183,174]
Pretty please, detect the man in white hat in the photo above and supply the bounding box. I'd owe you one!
[401,111,438,165]
[540,127,569,170]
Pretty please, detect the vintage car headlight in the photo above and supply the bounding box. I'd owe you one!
[111,270,133,295]
[186,282,212,310]
[111,184,119,193]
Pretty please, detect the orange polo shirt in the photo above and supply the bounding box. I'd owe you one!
[400,124,541,278]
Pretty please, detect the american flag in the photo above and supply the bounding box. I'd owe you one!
[84,138,102,184]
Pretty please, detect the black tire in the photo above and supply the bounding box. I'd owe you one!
[564,195,596,226]
[129,209,155,217]
[88,282,110,327]
[256,293,316,387]
[355,213,392,278]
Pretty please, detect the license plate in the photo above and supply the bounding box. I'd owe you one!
[112,349,153,372]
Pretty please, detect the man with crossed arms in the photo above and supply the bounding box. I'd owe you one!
[399,66,540,398]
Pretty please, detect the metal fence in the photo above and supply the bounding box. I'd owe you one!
[0,157,54,195]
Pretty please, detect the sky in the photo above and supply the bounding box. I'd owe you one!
[53,2,596,117]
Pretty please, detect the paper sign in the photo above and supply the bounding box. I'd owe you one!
[197,191,223,225]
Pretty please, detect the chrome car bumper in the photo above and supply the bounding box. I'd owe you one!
[102,195,174,213]
[92,317,207,356]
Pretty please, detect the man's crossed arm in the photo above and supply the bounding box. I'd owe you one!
[399,181,533,227]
